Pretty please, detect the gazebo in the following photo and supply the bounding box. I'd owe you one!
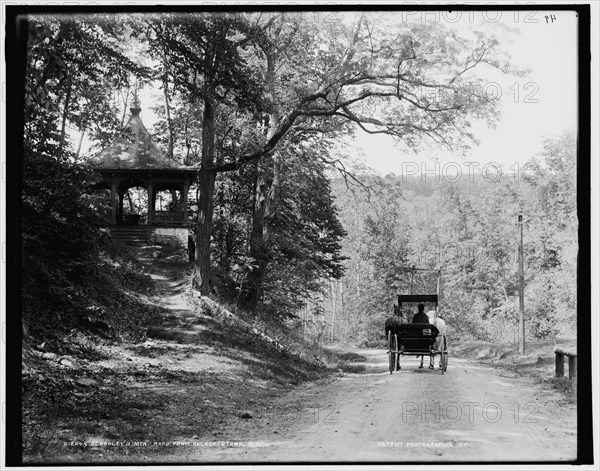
[89,96,197,247]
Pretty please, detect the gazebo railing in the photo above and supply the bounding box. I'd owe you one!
[151,210,186,225]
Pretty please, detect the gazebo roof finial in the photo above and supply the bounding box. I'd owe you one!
[130,91,142,115]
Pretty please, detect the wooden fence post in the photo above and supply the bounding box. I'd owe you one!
[555,351,564,377]
[554,347,576,379]
[568,356,577,379]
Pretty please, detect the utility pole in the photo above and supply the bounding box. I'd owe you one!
[436,268,442,318]
[518,213,526,354]
[339,280,344,318]
[330,279,336,343]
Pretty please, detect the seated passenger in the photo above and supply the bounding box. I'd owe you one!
[411,304,430,324]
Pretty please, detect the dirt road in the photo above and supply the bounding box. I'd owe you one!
[179,348,576,464]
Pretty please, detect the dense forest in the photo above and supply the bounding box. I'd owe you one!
[19,12,576,347]
[327,131,577,345]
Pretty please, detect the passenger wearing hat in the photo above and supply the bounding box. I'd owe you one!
[411,304,429,324]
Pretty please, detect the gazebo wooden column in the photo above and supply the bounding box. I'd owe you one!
[118,190,125,224]
[110,181,118,225]
[182,179,190,223]
[147,181,154,225]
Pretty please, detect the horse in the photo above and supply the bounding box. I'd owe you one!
[384,315,403,370]
[419,310,447,369]
[384,315,402,337]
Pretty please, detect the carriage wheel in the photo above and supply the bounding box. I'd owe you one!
[388,331,397,374]
[440,336,448,374]
[394,334,400,371]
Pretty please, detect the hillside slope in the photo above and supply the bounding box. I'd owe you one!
[22,244,353,464]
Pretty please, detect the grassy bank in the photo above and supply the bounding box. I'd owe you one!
[451,338,577,402]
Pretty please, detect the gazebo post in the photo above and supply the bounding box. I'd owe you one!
[182,180,189,223]
[118,190,124,225]
[110,182,118,225]
[147,181,154,225]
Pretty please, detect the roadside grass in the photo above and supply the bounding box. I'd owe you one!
[451,339,577,402]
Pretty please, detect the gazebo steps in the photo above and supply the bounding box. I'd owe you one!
[109,226,154,246]
[107,226,189,251]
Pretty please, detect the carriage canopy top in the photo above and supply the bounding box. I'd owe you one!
[397,294,438,304]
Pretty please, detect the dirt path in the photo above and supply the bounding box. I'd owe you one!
[174,348,577,464]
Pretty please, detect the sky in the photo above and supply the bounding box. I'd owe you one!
[347,9,579,176]
[129,8,579,180]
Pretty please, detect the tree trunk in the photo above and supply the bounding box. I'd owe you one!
[331,279,337,342]
[121,87,130,127]
[184,117,193,165]
[339,280,344,318]
[162,62,174,159]
[242,46,280,308]
[245,159,274,306]
[59,80,72,151]
[194,95,216,295]
[126,190,134,211]
[192,27,227,295]
[75,126,86,158]
[245,149,280,308]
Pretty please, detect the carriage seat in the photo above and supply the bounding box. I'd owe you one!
[397,323,439,352]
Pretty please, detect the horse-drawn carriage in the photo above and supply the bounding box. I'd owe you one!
[385,294,448,375]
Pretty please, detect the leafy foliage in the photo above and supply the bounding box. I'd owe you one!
[21,144,160,341]
[22,15,157,342]
[25,15,149,150]
[142,11,516,299]
[208,141,347,319]
[21,12,566,346]
[330,131,577,344]
[259,148,347,316]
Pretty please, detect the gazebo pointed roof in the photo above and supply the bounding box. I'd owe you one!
[89,96,181,170]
